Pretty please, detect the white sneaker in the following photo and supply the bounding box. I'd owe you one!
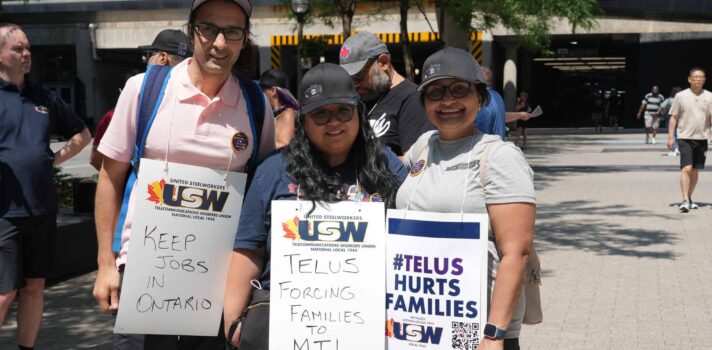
[690,201,699,210]
[679,201,690,213]
[667,151,676,157]
[651,138,657,144]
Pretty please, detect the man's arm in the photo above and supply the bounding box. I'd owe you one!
[53,127,91,166]
[89,146,104,171]
[92,157,130,312]
[637,102,646,119]
[504,112,530,123]
[667,114,678,151]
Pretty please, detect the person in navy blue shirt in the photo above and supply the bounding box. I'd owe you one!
[0,23,90,349]
[476,67,531,140]
[223,62,406,347]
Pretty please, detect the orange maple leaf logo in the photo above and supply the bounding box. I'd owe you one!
[147,179,165,204]
[282,216,300,240]
[385,318,395,337]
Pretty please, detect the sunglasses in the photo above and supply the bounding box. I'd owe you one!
[423,81,473,101]
[193,23,247,41]
[141,51,160,65]
[307,106,356,126]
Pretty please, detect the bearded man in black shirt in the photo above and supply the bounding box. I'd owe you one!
[339,31,433,155]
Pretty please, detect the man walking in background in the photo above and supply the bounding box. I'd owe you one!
[638,85,665,144]
[667,68,712,212]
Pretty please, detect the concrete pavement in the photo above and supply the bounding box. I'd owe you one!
[2,131,711,349]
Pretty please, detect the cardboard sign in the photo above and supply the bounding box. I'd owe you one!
[115,158,246,336]
[270,200,386,350]
[386,209,489,349]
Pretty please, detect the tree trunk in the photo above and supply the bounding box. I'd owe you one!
[337,0,356,40]
[435,1,469,49]
[400,0,415,80]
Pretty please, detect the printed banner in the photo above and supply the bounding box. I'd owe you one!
[270,201,386,350]
[386,209,489,349]
[115,158,246,336]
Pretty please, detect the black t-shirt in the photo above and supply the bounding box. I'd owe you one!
[0,79,86,217]
[366,80,434,156]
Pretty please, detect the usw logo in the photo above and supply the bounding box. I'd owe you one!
[146,179,230,212]
[386,319,443,344]
[282,216,368,242]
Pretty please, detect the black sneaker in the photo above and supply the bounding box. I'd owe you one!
[679,201,690,213]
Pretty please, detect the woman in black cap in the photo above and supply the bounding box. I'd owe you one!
[223,62,406,347]
[397,47,536,350]
[259,69,299,148]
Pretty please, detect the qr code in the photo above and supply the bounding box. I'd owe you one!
[452,321,480,350]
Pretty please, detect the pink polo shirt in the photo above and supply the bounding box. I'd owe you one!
[98,58,275,266]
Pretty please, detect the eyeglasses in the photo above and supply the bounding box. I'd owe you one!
[193,23,247,41]
[307,106,356,125]
[423,81,473,101]
[141,51,160,65]
[351,58,376,82]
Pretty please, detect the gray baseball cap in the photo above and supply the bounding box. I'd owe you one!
[339,31,389,76]
[418,47,486,91]
[191,0,252,18]
[299,63,360,115]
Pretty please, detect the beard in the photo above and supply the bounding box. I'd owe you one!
[361,67,391,103]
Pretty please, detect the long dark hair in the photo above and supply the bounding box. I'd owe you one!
[284,104,399,209]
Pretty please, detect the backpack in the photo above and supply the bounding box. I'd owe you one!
[112,64,265,253]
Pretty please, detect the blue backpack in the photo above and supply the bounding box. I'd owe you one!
[112,65,265,253]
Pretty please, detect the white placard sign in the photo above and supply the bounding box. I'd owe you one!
[270,201,386,350]
[530,105,543,118]
[115,158,246,336]
[386,210,489,349]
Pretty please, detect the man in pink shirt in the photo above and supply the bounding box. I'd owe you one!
[92,0,275,348]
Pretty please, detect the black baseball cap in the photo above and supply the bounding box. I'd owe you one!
[191,0,252,18]
[339,31,389,76]
[138,29,193,58]
[418,47,486,91]
[260,69,289,89]
[299,63,359,115]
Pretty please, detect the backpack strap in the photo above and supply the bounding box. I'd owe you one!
[237,76,265,189]
[112,65,173,253]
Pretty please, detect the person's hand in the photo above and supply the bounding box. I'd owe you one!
[478,337,504,350]
[93,264,121,313]
[520,112,531,121]
[636,113,641,120]
[667,137,675,151]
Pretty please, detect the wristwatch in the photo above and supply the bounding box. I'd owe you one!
[483,323,507,340]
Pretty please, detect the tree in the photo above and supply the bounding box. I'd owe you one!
[433,0,600,51]
[282,0,358,40]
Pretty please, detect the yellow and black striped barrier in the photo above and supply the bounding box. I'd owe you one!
[270,31,482,69]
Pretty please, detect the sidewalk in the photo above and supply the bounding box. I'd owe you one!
[2,131,711,349]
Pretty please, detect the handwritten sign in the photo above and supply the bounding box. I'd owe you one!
[270,201,386,350]
[115,158,246,336]
[386,209,489,349]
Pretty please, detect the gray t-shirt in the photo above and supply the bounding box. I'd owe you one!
[396,130,536,338]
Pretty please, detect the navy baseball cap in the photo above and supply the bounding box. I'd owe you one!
[299,63,359,115]
[418,47,486,91]
[339,31,389,76]
[191,0,252,18]
[139,29,193,58]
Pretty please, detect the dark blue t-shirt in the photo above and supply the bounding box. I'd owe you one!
[233,147,407,289]
[0,80,85,217]
[476,87,506,139]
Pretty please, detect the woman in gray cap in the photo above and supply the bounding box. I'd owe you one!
[397,47,536,350]
[223,62,407,348]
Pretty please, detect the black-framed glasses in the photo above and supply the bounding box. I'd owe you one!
[193,23,247,41]
[423,81,473,101]
[308,106,356,125]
